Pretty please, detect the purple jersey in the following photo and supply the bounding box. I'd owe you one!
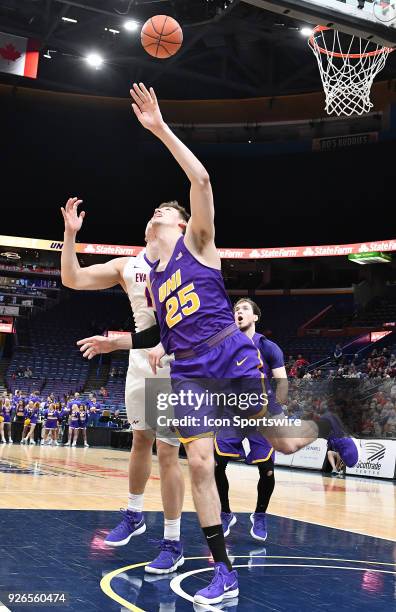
[88,401,101,413]
[78,408,88,427]
[24,406,39,424]
[1,404,12,423]
[69,407,80,428]
[150,236,234,355]
[252,334,284,379]
[253,333,284,416]
[44,408,59,428]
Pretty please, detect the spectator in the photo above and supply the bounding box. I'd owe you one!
[24,366,33,378]
[110,409,123,428]
[87,396,102,427]
[99,386,108,399]
[333,344,343,365]
[294,354,309,375]
[109,367,117,378]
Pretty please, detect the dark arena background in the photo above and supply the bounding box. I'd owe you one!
[0,1,395,611]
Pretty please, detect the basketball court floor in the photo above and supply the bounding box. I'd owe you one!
[0,444,394,611]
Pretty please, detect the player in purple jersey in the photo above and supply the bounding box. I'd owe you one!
[215,299,286,542]
[129,82,362,605]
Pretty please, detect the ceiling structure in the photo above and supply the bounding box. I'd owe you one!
[1,0,395,99]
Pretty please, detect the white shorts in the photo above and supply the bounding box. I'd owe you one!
[125,349,179,447]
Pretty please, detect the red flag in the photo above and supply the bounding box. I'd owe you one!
[0,31,39,79]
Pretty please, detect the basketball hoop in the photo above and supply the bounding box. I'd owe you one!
[308,26,393,116]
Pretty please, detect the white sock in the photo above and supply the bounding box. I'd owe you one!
[164,517,181,541]
[128,493,144,513]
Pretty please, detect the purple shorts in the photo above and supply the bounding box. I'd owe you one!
[3,415,11,423]
[69,422,79,429]
[29,416,38,425]
[215,431,274,464]
[45,421,58,429]
[170,328,269,442]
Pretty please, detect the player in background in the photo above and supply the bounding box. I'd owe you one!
[61,200,185,574]
[215,299,286,541]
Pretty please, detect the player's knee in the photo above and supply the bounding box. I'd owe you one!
[132,431,153,452]
[275,439,300,454]
[156,441,179,467]
[188,453,214,483]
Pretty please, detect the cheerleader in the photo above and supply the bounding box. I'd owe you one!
[59,402,70,445]
[75,403,89,447]
[68,403,80,446]
[41,403,60,446]
[21,400,39,445]
[0,399,6,443]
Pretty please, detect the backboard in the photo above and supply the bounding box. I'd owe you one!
[243,0,396,46]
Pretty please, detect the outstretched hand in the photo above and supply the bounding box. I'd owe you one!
[61,197,85,235]
[130,83,165,133]
[77,335,115,360]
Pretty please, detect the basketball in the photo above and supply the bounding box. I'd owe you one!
[141,15,183,59]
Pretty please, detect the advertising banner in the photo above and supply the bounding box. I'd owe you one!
[346,439,396,479]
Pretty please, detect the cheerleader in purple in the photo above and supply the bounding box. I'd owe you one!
[21,400,39,445]
[68,403,81,446]
[41,403,60,446]
[72,404,89,447]
[1,399,13,443]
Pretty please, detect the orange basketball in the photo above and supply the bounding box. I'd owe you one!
[141,15,183,59]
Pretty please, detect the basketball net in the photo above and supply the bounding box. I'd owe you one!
[309,26,393,116]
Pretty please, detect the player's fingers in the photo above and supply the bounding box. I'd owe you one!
[135,82,148,101]
[149,87,157,104]
[131,84,144,105]
[60,207,66,219]
[79,343,91,353]
[131,103,141,117]
[79,211,86,220]
[149,354,157,375]
[139,82,151,102]
[130,91,143,111]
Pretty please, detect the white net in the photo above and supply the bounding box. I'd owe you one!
[309,26,393,117]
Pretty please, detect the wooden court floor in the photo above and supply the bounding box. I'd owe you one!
[0,444,395,542]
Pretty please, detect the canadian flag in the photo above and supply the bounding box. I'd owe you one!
[0,31,39,79]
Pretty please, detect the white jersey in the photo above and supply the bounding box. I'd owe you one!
[122,249,155,334]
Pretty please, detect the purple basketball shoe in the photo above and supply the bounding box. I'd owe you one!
[221,512,237,537]
[194,562,239,605]
[104,509,146,547]
[145,539,184,574]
